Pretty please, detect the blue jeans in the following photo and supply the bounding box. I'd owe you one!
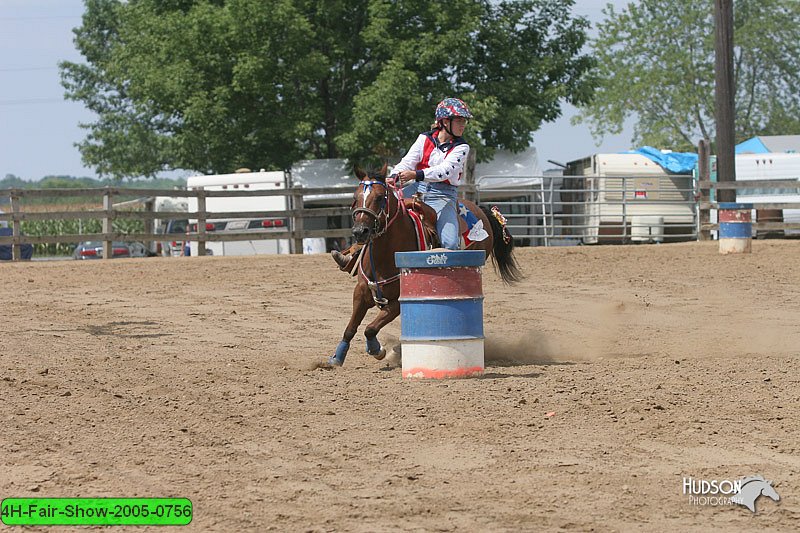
[406,182,459,249]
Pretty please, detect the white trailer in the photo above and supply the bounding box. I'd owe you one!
[187,170,291,256]
[734,153,800,235]
[563,153,696,244]
[151,196,189,256]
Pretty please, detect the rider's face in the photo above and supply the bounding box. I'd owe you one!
[448,117,468,136]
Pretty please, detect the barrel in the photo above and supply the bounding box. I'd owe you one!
[756,209,784,239]
[718,202,753,254]
[395,250,485,379]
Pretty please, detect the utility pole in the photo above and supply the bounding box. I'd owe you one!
[714,0,736,203]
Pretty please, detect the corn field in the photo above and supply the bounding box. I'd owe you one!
[21,217,146,256]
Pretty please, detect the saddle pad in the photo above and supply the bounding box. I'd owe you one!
[458,202,489,247]
[407,210,428,251]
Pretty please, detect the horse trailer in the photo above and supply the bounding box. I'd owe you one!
[733,153,800,236]
[561,153,696,244]
[187,170,292,256]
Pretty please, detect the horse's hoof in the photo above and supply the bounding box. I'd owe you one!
[326,356,343,367]
[371,347,387,361]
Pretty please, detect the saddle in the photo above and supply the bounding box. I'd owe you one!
[403,195,440,249]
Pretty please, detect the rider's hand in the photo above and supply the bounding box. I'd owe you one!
[396,170,417,186]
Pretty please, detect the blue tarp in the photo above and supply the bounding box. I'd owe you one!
[735,137,770,154]
[626,146,698,174]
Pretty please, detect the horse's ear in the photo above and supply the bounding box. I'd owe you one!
[379,162,388,178]
[353,165,366,180]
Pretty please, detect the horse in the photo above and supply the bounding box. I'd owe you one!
[328,163,521,367]
[733,476,780,513]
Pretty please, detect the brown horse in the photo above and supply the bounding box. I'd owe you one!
[328,164,521,367]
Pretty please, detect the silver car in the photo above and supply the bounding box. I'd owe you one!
[72,241,136,259]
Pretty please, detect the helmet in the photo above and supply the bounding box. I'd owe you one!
[435,98,473,122]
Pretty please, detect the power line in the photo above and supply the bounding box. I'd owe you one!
[0,15,81,21]
[0,97,71,106]
[0,66,59,72]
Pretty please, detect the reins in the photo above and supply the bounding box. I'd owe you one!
[352,178,406,307]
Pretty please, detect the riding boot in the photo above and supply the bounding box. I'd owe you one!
[331,244,362,273]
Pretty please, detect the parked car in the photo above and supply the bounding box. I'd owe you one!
[0,227,34,260]
[127,241,153,258]
[157,218,189,257]
[73,241,134,260]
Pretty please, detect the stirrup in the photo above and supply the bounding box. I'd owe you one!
[331,250,352,270]
[332,247,361,275]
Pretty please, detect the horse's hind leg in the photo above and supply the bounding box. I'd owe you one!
[364,299,400,361]
[329,287,372,367]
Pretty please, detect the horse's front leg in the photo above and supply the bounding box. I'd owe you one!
[329,284,373,367]
[364,298,400,361]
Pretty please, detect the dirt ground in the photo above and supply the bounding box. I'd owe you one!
[2,240,799,532]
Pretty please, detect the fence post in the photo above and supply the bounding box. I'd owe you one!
[292,186,304,254]
[697,138,711,240]
[102,188,112,259]
[463,148,477,202]
[143,197,155,254]
[197,189,207,256]
[621,176,628,243]
[11,191,21,262]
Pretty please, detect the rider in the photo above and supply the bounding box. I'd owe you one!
[332,97,473,270]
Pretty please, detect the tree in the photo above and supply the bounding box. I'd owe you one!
[576,0,800,151]
[61,0,595,178]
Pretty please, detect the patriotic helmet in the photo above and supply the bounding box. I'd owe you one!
[435,98,473,122]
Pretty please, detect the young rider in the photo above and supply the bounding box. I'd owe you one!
[332,97,473,270]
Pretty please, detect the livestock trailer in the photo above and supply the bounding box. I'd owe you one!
[561,153,696,244]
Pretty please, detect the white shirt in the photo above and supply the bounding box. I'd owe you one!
[393,132,470,186]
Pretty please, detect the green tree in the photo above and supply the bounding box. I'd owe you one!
[1,174,28,188]
[62,0,595,178]
[576,0,800,151]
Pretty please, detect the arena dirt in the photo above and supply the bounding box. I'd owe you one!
[2,241,799,531]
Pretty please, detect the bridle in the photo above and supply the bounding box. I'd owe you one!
[352,179,402,241]
[351,177,406,307]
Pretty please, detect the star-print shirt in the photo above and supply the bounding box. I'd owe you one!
[393,129,470,186]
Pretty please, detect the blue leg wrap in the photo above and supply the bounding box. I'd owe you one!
[329,340,350,367]
[366,335,381,356]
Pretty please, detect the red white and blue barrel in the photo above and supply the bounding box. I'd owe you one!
[719,202,753,254]
[395,250,485,379]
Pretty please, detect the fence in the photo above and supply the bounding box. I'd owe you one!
[473,175,698,246]
[0,186,351,261]
[3,178,800,261]
[696,179,800,238]
[472,176,800,246]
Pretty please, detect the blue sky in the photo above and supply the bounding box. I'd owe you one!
[0,0,633,180]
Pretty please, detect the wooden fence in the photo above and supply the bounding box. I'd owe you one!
[696,180,800,240]
[0,186,352,261]
[3,181,800,261]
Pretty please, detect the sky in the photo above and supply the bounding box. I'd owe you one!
[0,0,633,181]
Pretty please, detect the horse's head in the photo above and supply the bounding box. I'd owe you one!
[760,480,780,502]
[351,163,390,244]
[736,476,781,512]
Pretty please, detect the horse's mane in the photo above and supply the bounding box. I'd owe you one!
[354,163,388,183]
[740,476,767,487]
[366,169,386,182]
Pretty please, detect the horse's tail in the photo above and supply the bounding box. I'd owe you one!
[480,205,522,284]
